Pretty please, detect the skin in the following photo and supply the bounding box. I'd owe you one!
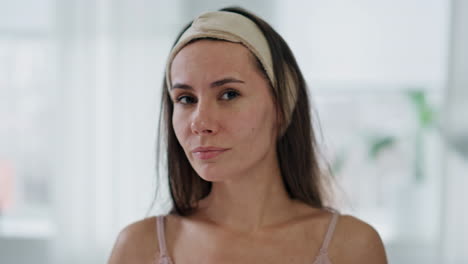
[108,40,388,264]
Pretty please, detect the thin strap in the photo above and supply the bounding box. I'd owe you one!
[318,212,339,254]
[156,215,168,256]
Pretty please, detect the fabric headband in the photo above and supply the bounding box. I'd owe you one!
[165,11,297,134]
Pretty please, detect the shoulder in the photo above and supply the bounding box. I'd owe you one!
[107,216,159,264]
[331,214,388,263]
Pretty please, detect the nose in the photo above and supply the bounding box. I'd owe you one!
[190,102,218,135]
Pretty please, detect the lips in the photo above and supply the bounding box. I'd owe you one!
[191,146,229,160]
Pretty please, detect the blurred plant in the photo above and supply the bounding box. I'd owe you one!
[406,89,438,182]
[368,135,397,160]
[331,147,347,176]
[330,88,438,184]
[407,90,437,129]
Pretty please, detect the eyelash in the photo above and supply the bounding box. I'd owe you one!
[174,89,240,105]
[220,90,240,100]
[175,95,196,104]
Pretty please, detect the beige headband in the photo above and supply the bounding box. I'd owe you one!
[165,11,297,134]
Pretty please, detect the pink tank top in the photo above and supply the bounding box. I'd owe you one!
[156,212,339,264]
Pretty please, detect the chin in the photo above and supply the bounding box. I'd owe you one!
[197,172,228,182]
[195,166,235,183]
[198,176,225,182]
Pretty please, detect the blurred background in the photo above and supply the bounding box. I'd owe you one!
[0,0,467,263]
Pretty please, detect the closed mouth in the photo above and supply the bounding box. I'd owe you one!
[192,148,229,160]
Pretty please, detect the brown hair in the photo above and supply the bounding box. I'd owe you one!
[154,6,331,216]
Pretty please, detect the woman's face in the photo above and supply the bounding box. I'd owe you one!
[170,40,278,182]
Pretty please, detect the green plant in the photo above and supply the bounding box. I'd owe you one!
[406,89,438,182]
[330,88,438,184]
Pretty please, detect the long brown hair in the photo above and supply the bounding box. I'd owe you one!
[155,6,331,216]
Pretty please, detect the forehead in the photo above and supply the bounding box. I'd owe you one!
[170,39,258,81]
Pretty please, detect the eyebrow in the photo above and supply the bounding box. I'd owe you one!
[171,77,245,90]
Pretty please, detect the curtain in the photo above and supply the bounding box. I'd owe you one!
[50,0,179,263]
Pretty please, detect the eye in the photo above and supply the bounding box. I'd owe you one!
[220,90,240,101]
[175,95,197,104]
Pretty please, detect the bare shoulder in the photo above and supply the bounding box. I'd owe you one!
[331,214,388,264]
[107,216,159,264]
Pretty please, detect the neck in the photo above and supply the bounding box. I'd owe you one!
[195,153,297,233]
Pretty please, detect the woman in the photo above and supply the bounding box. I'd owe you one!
[108,6,387,264]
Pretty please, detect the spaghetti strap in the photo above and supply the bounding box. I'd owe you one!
[156,215,168,257]
[318,212,339,254]
[156,215,174,264]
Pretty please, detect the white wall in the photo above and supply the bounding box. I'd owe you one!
[277,0,449,89]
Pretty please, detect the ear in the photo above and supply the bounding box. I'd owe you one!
[274,104,287,139]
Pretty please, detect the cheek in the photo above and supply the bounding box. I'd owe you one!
[172,110,188,142]
[236,103,276,140]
